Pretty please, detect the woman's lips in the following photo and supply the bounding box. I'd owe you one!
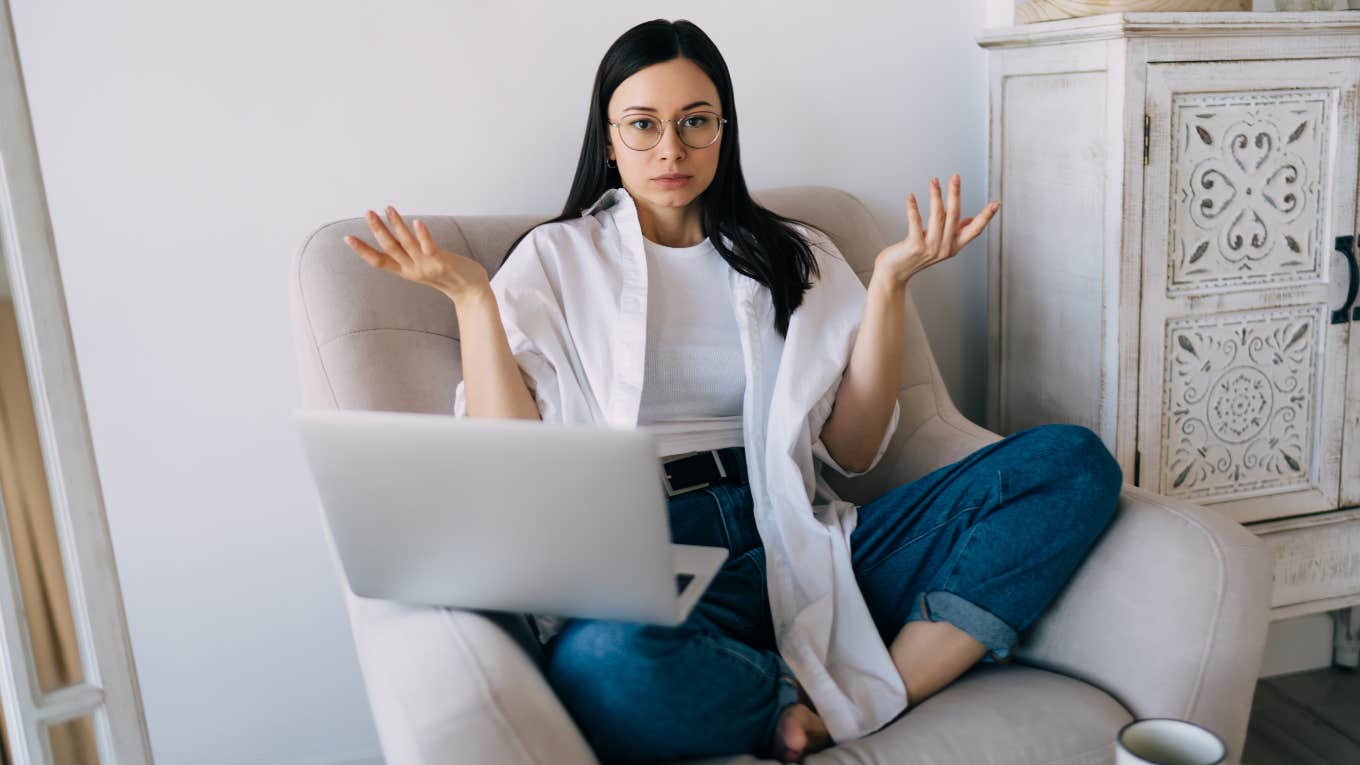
[654,176,692,188]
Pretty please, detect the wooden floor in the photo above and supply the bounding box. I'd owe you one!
[1243,665,1360,764]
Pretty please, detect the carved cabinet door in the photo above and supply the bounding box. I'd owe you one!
[1137,58,1360,524]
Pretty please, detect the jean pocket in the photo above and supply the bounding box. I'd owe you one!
[714,482,760,555]
[857,499,987,578]
[666,488,733,551]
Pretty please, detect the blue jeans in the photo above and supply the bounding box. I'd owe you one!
[543,424,1122,764]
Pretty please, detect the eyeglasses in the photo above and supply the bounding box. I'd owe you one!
[607,110,727,151]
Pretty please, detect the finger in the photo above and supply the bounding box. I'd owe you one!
[906,193,924,240]
[343,234,399,272]
[943,173,961,255]
[954,202,1000,248]
[926,177,944,254]
[413,218,438,256]
[385,206,424,260]
[365,209,413,267]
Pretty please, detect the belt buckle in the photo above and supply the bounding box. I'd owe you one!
[660,450,728,497]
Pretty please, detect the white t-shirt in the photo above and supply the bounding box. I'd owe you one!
[638,234,744,457]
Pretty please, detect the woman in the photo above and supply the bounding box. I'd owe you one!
[341,18,1122,765]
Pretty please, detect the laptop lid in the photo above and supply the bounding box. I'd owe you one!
[293,409,722,624]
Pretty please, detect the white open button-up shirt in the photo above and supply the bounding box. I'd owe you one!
[453,186,907,742]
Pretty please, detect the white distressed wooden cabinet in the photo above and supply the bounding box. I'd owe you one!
[977,11,1360,625]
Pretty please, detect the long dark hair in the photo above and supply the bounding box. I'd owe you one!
[500,18,822,337]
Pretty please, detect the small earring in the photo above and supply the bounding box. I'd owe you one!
[606,157,616,168]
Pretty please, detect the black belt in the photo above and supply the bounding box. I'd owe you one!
[660,447,747,497]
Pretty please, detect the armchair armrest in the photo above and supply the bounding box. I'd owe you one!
[884,408,1272,763]
[342,593,600,765]
[1012,483,1271,762]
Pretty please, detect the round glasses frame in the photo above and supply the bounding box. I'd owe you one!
[606,110,728,151]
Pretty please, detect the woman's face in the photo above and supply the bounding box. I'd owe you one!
[605,57,723,212]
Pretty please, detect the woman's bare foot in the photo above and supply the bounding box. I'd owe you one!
[771,703,833,762]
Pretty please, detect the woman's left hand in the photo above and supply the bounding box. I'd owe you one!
[873,173,1000,286]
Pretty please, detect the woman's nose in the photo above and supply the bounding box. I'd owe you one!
[657,124,687,160]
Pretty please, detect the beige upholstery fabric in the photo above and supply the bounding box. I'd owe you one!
[289,185,1273,765]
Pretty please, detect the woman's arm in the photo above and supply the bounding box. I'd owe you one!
[447,286,542,420]
[817,174,1000,472]
[817,273,906,473]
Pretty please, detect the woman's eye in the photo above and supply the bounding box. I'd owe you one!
[682,116,709,128]
[627,119,653,131]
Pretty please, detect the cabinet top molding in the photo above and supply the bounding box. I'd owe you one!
[976,11,1360,48]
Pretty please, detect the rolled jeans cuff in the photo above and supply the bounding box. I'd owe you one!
[912,590,1019,665]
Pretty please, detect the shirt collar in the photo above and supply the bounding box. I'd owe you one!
[580,186,625,217]
[580,184,741,258]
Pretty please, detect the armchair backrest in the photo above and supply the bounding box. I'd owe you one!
[288,185,960,502]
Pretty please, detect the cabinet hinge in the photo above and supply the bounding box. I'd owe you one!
[1132,449,1141,485]
[1142,114,1150,166]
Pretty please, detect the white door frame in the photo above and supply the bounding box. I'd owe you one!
[0,0,153,761]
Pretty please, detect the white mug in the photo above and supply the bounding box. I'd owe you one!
[1115,718,1227,765]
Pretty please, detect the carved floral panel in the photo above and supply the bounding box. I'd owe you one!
[1167,89,1330,294]
[1161,305,1325,501]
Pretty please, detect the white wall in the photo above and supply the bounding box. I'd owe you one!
[10,1,991,763]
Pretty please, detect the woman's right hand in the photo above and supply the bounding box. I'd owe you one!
[343,205,490,302]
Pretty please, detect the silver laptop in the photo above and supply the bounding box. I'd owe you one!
[292,408,728,626]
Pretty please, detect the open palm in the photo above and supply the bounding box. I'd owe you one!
[874,173,1000,284]
[343,205,490,301]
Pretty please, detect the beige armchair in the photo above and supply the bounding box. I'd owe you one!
[288,185,1272,764]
